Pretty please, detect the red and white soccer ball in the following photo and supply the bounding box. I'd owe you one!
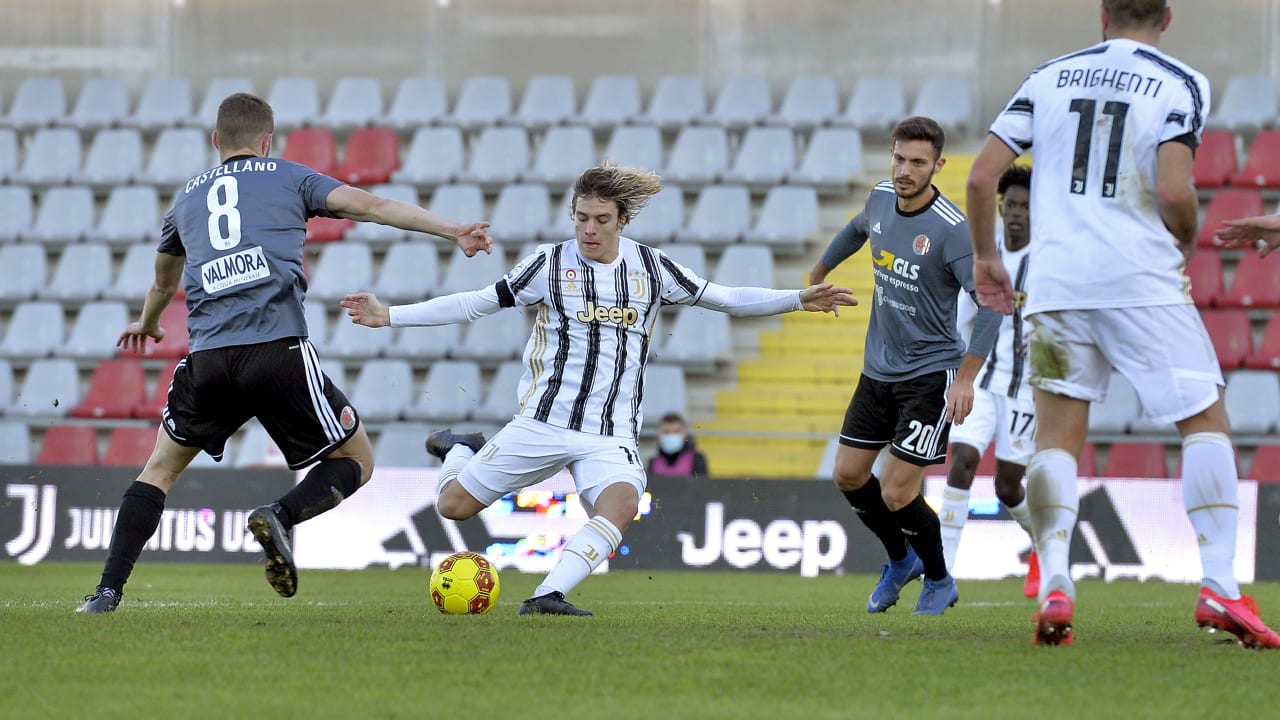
[428,551,501,615]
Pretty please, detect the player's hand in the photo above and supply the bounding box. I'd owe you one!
[117,321,165,353]
[945,379,975,425]
[454,222,493,257]
[340,292,391,328]
[808,261,830,285]
[974,257,1015,315]
[1217,215,1280,257]
[799,283,857,317]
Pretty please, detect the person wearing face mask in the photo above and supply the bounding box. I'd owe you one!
[647,412,709,477]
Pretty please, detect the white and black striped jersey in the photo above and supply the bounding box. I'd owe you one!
[957,242,1032,401]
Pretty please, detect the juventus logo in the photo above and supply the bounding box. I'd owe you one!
[583,545,600,562]
[629,272,648,298]
[478,443,499,462]
[5,484,57,565]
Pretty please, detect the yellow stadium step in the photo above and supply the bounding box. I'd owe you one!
[735,358,857,386]
[697,443,830,479]
[714,391,849,417]
[696,414,840,435]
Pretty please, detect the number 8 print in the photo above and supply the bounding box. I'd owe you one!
[207,175,243,250]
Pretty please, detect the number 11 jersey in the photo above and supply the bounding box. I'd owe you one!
[988,38,1210,315]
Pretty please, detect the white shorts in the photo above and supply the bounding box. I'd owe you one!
[1028,305,1223,425]
[457,416,647,510]
[948,388,1036,465]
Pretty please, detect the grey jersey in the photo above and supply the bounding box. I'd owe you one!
[821,181,997,382]
[158,155,343,352]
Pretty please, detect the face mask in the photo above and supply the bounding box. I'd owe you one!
[658,433,685,455]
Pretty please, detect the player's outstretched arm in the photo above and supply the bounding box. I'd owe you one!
[1218,214,1280,257]
[325,185,493,257]
[799,283,858,316]
[341,292,391,328]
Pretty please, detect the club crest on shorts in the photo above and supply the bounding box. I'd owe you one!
[913,235,931,256]
[340,406,357,431]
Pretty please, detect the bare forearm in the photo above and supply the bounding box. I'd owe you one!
[1160,189,1198,257]
[350,198,464,240]
[139,284,177,329]
[956,352,985,383]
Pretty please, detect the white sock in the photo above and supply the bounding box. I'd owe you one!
[534,516,623,598]
[438,444,475,495]
[1027,449,1079,602]
[1006,495,1035,545]
[939,486,970,572]
[1182,432,1241,599]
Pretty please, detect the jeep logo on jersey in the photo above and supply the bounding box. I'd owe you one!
[871,248,920,280]
[913,234,931,255]
[201,246,270,294]
[576,302,639,326]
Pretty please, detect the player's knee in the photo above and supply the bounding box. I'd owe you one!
[436,483,482,521]
[993,473,1025,505]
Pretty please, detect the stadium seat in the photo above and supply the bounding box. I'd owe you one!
[1247,445,1280,483]
[13,359,80,417]
[448,76,512,130]
[310,243,374,301]
[0,185,32,243]
[458,126,529,190]
[304,302,330,352]
[118,301,189,359]
[452,311,529,364]
[1200,309,1252,369]
[327,312,394,360]
[640,75,705,129]
[0,128,17,182]
[0,244,47,302]
[713,244,774,287]
[490,183,550,246]
[1192,130,1239,189]
[391,126,465,188]
[81,128,143,187]
[0,359,11,412]
[703,74,771,128]
[663,126,728,187]
[37,425,99,465]
[267,76,321,130]
[405,360,484,422]
[132,358,182,420]
[910,74,972,131]
[386,76,448,130]
[335,127,399,185]
[17,128,81,186]
[0,421,30,464]
[746,185,820,254]
[1078,442,1099,477]
[837,75,906,132]
[305,216,353,244]
[233,420,288,468]
[102,426,159,467]
[319,358,345,390]
[1209,75,1277,132]
[427,185,486,237]
[375,240,439,302]
[791,127,864,195]
[580,75,641,130]
[603,126,663,175]
[190,77,254,129]
[1224,370,1280,434]
[70,358,147,419]
[128,77,192,132]
[1196,189,1263,248]
[624,184,684,244]
[349,358,416,422]
[1102,442,1169,478]
[30,185,95,246]
[106,244,158,301]
[640,364,687,436]
[281,127,337,177]
[373,423,439,468]
[657,244,707,278]
[680,185,750,247]
[515,74,576,129]
[1088,372,1140,434]
[96,185,161,245]
[5,77,66,130]
[1232,131,1280,188]
[321,76,384,129]
[140,127,210,186]
[48,243,114,303]
[1,301,64,360]
[768,74,840,130]
[527,125,595,186]
[542,186,575,243]
[67,78,130,131]
[345,183,420,245]
[387,322,459,361]
[657,307,731,374]
[1218,251,1280,308]
[1184,250,1223,308]
[724,126,795,190]
[473,361,523,424]
[437,245,509,296]
[1245,312,1280,370]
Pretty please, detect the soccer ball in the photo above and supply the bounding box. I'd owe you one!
[428,551,501,615]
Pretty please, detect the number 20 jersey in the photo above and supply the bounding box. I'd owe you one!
[988,38,1210,315]
[158,156,342,351]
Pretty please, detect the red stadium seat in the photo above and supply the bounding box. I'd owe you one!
[1184,250,1223,308]
[69,359,147,419]
[1245,313,1280,370]
[1201,309,1253,370]
[103,426,159,467]
[133,358,182,420]
[1196,189,1264,248]
[1192,130,1238,189]
[1218,251,1280,308]
[305,216,353,243]
[1247,445,1280,483]
[37,425,99,466]
[1102,442,1169,478]
[281,127,337,176]
[336,127,400,185]
[120,301,189,359]
[1232,130,1280,188]
[1078,442,1098,477]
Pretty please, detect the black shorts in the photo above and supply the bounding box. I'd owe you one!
[162,337,359,470]
[839,370,954,467]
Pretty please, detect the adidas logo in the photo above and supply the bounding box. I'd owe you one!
[872,222,882,234]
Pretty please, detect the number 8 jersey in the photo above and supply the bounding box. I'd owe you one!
[987,37,1210,315]
[159,155,343,351]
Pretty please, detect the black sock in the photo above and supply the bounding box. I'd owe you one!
[892,494,948,581]
[841,474,908,561]
[99,481,167,592]
[275,457,363,530]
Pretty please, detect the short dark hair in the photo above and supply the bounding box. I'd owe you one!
[890,116,946,159]
[216,92,274,150]
[998,165,1032,197]
[658,412,687,426]
[1103,0,1167,29]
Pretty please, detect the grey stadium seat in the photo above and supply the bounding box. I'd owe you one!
[266,76,321,130]
[0,128,17,183]
[405,360,484,422]
[603,125,664,173]
[67,78,130,131]
[2,302,66,360]
[527,125,595,187]
[346,184,421,245]
[448,76,512,130]
[640,364,687,436]
[309,242,373,301]
[679,184,750,248]
[663,126,728,188]
[580,75,641,131]
[490,183,550,246]
[655,244,707,280]
[452,311,529,365]
[96,185,161,245]
[128,77,192,132]
[82,128,144,188]
[723,126,795,190]
[105,243,157,301]
[17,128,81,186]
[0,421,30,464]
[387,323,459,361]
[11,358,79,417]
[640,75,705,129]
[0,185,34,242]
[745,185,819,255]
[5,77,66,130]
[327,315,393,360]
[387,76,448,130]
[437,244,508,296]
[321,76,383,129]
[515,75,576,129]
[374,423,439,468]
[910,74,972,132]
[1088,372,1141,434]
[838,75,906,133]
[768,75,840,130]
[703,74,771,128]
[474,361,523,424]
[63,300,129,359]
[541,186,575,243]
[427,184,485,234]
[190,77,254,129]
[28,186,95,245]
[657,307,731,374]
[623,184,683,245]
[0,245,46,301]
[712,244,774,288]
[791,127,864,195]
[303,301,331,353]
[375,240,439,303]
[391,126,465,189]
[0,360,11,413]
[458,126,529,190]
[44,243,111,303]
[1224,370,1280,434]
[1209,74,1278,132]
[140,128,211,187]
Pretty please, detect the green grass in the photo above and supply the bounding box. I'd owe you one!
[2,564,1277,720]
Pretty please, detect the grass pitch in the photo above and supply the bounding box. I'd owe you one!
[2,563,1277,720]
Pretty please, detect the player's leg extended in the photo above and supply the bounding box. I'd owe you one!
[77,429,200,613]
[880,453,957,615]
[993,459,1037,597]
[941,442,981,571]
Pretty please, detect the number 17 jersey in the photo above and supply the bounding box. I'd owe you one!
[988,38,1210,315]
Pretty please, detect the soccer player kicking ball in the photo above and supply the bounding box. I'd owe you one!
[342,162,856,616]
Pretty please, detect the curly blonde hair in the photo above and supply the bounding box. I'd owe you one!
[572,162,664,227]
